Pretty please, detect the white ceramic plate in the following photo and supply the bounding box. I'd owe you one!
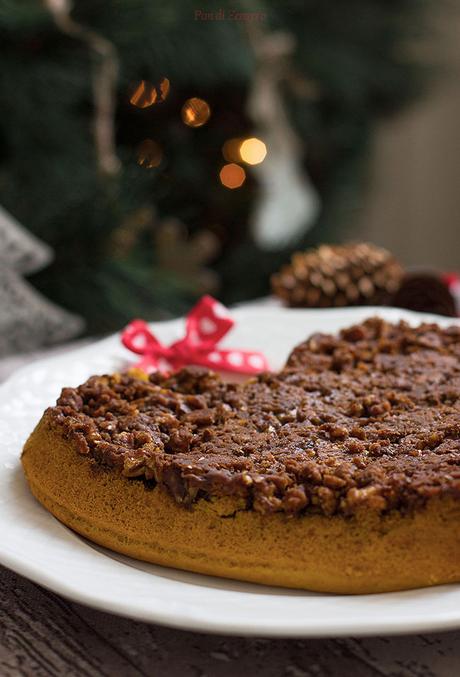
[1,305,460,637]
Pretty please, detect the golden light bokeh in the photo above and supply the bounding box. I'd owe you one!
[219,163,246,189]
[239,137,267,165]
[137,139,163,168]
[222,137,243,163]
[181,97,211,127]
[130,78,170,108]
[158,77,170,101]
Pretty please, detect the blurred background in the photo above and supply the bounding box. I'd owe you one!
[1,0,459,360]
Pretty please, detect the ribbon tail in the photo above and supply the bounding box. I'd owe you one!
[194,348,269,375]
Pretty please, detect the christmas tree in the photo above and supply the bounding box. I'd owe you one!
[0,205,83,356]
[0,0,432,334]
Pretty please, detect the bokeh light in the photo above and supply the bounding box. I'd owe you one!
[137,139,163,168]
[158,77,170,101]
[222,137,243,163]
[181,97,211,127]
[239,137,267,165]
[130,78,170,108]
[219,163,246,189]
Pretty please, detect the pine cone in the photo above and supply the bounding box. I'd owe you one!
[271,243,404,308]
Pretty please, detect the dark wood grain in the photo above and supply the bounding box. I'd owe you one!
[1,566,460,677]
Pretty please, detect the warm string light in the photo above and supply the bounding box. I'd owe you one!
[219,136,267,189]
[239,137,267,165]
[181,97,211,127]
[137,139,163,168]
[130,77,170,108]
[222,137,243,163]
[131,85,265,183]
[219,163,246,189]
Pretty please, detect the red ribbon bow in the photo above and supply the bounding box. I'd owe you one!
[121,295,269,375]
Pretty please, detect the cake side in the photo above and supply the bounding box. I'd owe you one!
[22,412,460,594]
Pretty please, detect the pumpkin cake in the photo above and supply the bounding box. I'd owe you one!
[21,317,460,593]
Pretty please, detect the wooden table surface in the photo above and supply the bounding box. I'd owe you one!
[1,564,460,677]
[1,350,460,677]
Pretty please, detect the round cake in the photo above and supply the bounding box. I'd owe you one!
[21,317,460,593]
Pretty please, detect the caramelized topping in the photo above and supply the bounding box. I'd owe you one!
[49,318,460,516]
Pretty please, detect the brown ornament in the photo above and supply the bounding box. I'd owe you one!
[271,243,404,308]
[390,272,457,317]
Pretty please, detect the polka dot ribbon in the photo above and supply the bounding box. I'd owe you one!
[444,273,460,315]
[121,295,270,375]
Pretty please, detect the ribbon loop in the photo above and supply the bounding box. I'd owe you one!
[121,319,163,355]
[186,295,234,346]
[121,296,269,375]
